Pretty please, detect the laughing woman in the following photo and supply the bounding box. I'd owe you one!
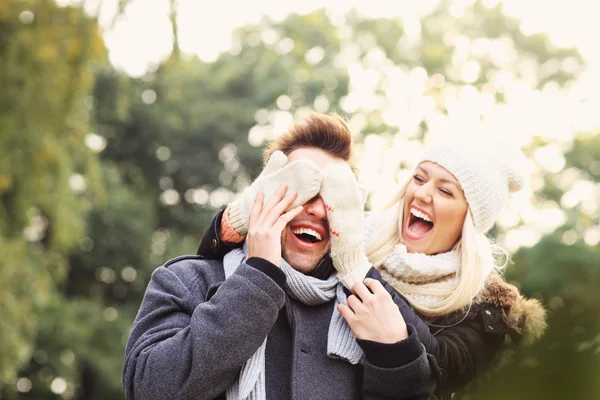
[359,137,548,397]
[197,134,547,399]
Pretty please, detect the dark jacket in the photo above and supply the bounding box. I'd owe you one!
[123,252,437,400]
[197,209,547,400]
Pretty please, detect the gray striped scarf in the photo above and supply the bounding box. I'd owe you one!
[223,246,363,400]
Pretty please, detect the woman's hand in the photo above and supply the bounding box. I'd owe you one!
[338,278,409,344]
[228,151,321,236]
[319,163,372,289]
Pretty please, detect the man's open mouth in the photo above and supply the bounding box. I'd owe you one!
[292,228,323,244]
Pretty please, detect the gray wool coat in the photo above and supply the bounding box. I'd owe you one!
[122,255,436,400]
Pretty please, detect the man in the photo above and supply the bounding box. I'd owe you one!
[122,114,435,400]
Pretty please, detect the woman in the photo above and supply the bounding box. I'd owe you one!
[359,136,547,397]
[197,134,547,398]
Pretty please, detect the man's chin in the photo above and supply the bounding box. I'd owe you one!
[282,249,326,274]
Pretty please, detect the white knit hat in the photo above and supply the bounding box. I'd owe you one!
[418,136,529,233]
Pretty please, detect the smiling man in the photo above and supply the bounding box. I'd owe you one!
[122,114,436,400]
[277,147,339,273]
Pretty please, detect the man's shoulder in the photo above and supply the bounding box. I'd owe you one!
[156,255,226,292]
[163,254,222,269]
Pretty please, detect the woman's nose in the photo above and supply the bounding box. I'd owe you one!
[414,184,433,204]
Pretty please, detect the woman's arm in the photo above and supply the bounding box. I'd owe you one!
[367,268,506,394]
[196,207,244,259]
[360,324,438,400]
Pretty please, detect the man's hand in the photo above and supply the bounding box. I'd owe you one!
[319,163,371,289]
[246,185,303,267]
[228,151,321,236]
[338,278,409,344]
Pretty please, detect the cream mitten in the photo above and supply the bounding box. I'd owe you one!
[228,151,322,235]
[320,163,372,290]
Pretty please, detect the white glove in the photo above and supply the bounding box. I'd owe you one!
[228,151,322,236]
[320,163,372,290]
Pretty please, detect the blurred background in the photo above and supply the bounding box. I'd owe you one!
[1,0,599,398]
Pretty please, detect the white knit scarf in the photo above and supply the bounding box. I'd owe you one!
[223,247,363,400]
[364,212,459,307]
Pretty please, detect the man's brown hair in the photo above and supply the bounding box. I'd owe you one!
[263,113,356,170]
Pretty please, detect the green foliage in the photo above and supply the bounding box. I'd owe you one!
[565,135,600,181]
[1,0,597,399]
[0,0,106,388]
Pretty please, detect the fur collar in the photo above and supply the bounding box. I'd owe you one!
[474,271,547,346]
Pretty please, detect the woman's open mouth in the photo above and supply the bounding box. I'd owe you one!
[405,207,434,239]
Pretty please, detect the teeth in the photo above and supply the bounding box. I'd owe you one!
[291,228,322,241]
[411,208,432,223]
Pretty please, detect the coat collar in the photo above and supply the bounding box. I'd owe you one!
[308,255,335,280]
[474,271,547,346]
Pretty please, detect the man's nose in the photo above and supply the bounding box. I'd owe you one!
[303,195,327,220]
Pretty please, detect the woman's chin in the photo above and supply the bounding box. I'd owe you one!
[402,227,433,254]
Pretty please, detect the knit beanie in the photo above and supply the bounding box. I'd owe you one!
[418,136,529,233]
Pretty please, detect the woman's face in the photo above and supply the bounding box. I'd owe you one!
[401,161,469,255]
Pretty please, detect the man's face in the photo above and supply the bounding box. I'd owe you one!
[280,147,347,273]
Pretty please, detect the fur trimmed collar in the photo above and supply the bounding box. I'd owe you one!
[474,271,547,346]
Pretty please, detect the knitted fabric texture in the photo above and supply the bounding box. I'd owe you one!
[320,163,372,290]
[228,151,322,236]
[221,206,245,243]
[223,246,363,400]
[418,137,528,233]
[363,212,461,307]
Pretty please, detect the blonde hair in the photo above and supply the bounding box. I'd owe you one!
[365,180,508,317]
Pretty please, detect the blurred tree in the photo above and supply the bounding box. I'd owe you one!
[1,0,595,399]
[0,0,106,394]
[337,0,583,138]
